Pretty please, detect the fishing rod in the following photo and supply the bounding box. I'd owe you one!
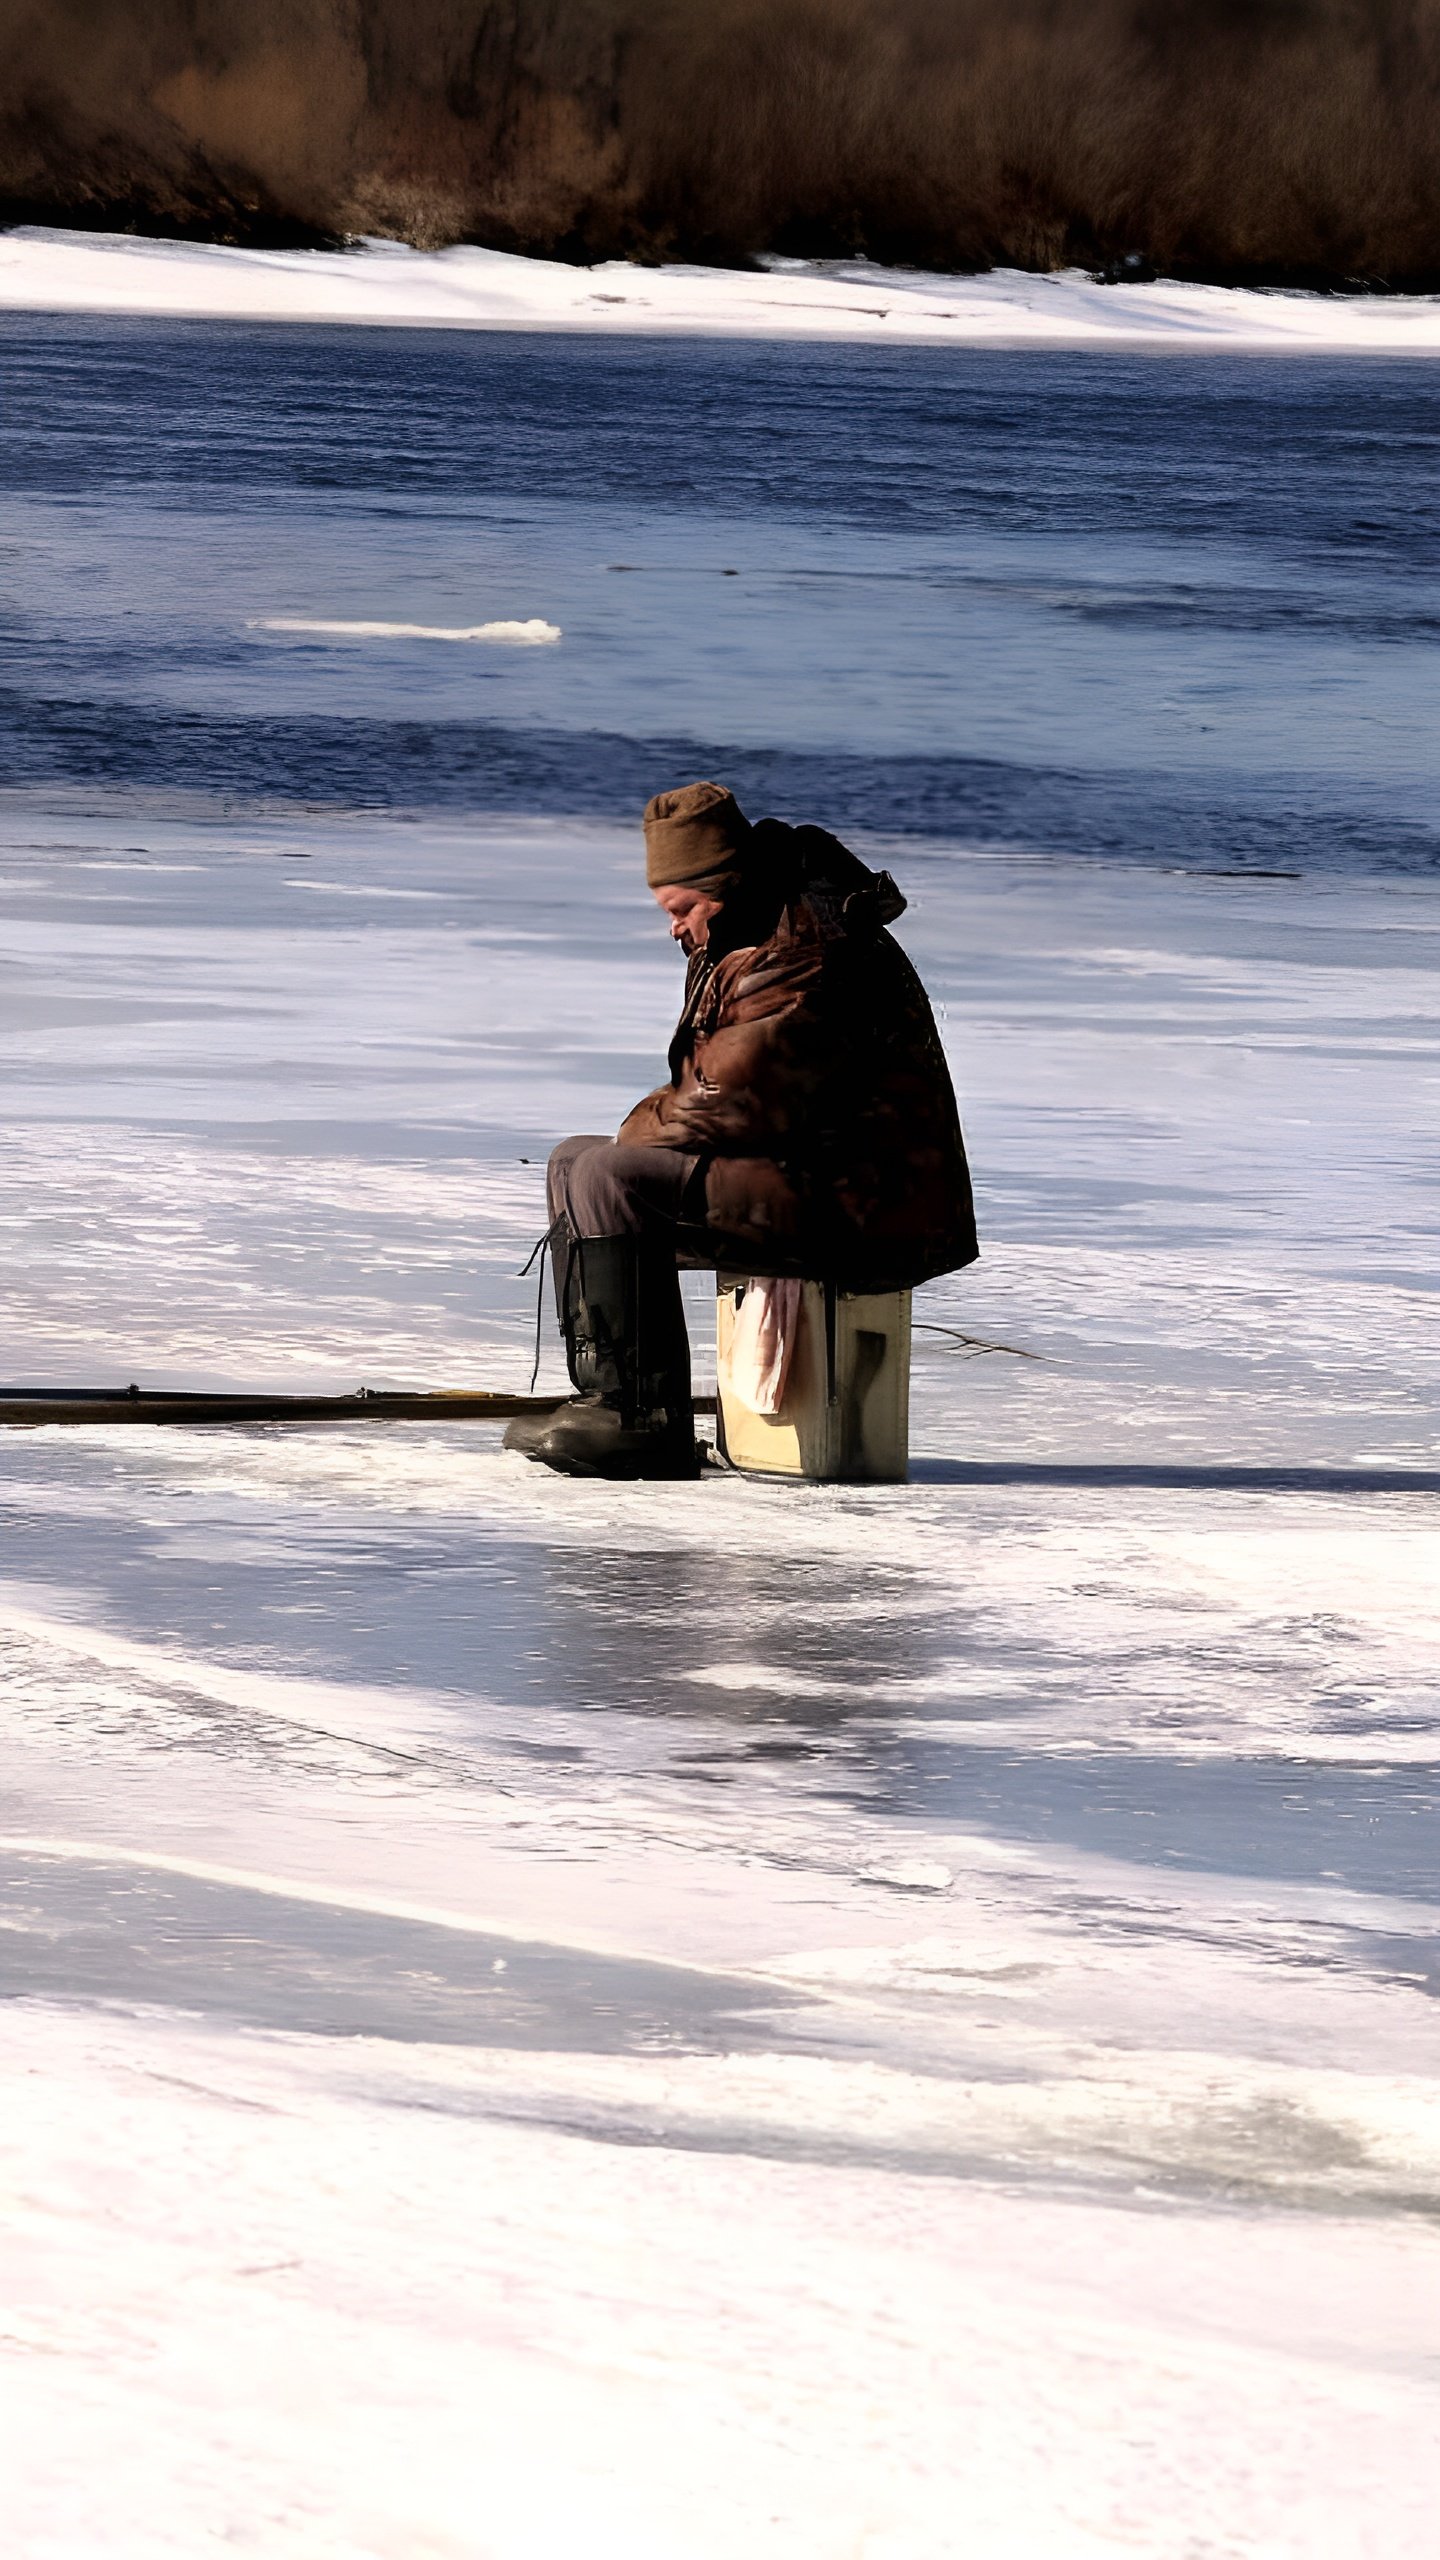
[0,1385,717,1431]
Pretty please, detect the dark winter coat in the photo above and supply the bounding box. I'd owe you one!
[617,822,978,1292]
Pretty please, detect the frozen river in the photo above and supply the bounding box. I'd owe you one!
[1,314,1438,2555]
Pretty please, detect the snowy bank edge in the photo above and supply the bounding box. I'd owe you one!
[4,228,1440,350]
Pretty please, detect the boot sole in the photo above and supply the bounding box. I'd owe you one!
[515,1445,704,1483]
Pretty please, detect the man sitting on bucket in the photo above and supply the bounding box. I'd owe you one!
[505,781,977,1480]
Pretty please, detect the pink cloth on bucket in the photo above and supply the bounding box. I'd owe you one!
[721,1277,805,1416]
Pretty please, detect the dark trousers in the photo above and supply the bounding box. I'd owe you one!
[545,1134,706,1334]
[546,1134,701,1242]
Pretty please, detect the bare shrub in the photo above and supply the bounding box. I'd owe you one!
[2,0,1438,283]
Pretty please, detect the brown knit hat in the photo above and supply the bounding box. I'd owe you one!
[643,781,753,889]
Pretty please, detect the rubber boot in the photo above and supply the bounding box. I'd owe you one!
[504,1231,700,1480]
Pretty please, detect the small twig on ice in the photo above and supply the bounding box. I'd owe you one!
[913,1324,1042,1360]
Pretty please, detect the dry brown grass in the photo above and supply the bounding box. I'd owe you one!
[3,0,1438,283]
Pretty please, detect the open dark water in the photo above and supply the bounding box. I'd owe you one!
[3,315,1438,871]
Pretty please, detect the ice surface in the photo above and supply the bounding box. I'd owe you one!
[5,224,1440,349]
[7,2004,1437,2560]
[1,793,1437,2549]
[3,302,1438,2545]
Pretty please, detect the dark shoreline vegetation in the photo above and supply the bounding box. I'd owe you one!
[5,0,1440,291]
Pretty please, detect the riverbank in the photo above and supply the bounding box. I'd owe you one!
[5,226,1440,347]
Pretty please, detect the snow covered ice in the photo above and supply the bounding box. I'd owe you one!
[1,302,1437,2554]
[3,806,1437,2555]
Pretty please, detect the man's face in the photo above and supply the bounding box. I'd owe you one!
[654,883,724,955]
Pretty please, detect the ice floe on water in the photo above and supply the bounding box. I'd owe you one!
[252,615,563,644]
[5,223,1440,349]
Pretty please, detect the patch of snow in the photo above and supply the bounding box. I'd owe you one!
[4,225,1440,349]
